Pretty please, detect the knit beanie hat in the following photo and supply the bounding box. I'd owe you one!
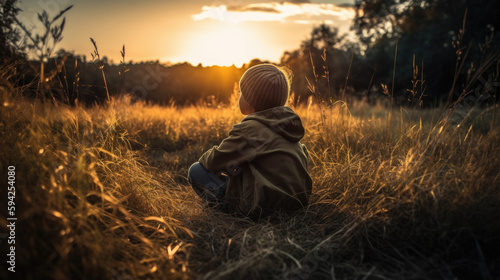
[239,64,289,111]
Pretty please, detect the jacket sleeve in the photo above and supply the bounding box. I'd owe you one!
[198,123,256,174]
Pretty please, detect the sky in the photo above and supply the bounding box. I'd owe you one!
[17,0,356,67]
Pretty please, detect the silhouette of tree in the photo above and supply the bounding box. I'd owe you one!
[353,0,500,104]
[355,0,499,48]
[0,0,24,64]
[282,24,365,104]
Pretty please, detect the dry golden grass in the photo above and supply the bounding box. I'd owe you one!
[1,91,499,279]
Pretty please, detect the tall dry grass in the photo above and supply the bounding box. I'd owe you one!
[1,86,499,279]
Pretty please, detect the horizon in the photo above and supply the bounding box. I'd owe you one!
[17,0,355,67]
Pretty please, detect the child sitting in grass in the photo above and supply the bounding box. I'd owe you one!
[188,64,312,218]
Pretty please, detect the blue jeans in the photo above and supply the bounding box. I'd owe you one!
[188,162,228,211]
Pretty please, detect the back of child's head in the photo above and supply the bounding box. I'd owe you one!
[239,64,291,112]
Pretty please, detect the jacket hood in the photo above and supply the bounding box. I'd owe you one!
[242,106,305,142]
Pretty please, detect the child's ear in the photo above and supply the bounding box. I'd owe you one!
[239,94,254,115]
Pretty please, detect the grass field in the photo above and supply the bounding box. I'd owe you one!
[1,91,499,279]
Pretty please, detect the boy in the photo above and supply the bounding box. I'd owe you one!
[188,64,312,218]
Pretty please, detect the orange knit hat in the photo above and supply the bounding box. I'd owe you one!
[239,64,289,111]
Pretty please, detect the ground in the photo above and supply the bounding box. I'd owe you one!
[1,96,499,279]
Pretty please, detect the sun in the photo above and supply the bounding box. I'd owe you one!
[179,24,266,67]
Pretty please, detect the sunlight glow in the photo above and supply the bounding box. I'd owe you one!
[178,25,268,67]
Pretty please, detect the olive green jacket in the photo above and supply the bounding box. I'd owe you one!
[198,106,312,218]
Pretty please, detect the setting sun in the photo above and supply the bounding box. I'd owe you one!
[178,24,268,67]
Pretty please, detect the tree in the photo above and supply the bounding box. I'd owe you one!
[353,0,500,105]
[282,24,355,104]
[303,24,344,50]
[0,0,23,65]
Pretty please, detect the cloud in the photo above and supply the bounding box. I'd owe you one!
[192,1,356,24]
[294,19,335,25]
[286,0,311,3]
[227,5,280,14]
